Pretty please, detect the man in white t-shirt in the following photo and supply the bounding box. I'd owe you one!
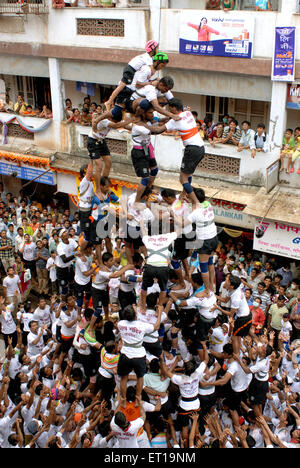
[74,244,97,312]
[171,187,218,293]
[33,297,51,337]
[161,345,209,441]
[150,98,205,205]
[124,189,154,264]
[201,343,251,428]
[110,398,146,449]
[216,275,252,355]
[78,161,94,252]
[27,320,47,360]
[117,304,163,406]
[0,300,17,348]
[139,217,177,312]
[2,266,22,306]
[55,231,78,299]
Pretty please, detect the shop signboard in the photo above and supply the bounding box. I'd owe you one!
[254,220,300,260]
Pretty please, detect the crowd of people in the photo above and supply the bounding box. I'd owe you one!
[0,40,299,450]
[0,93,53,119]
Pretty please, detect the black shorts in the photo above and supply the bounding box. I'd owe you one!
[125,225,144,250]
[142,264,169,292]
[131,148,157,178]
[60,336,74,353]
[181,145,205,175]
[90,218,113,245]
[227,387,248,411]
[118,288,136,310]
[87,137,110,160]
[173,232,196,260]
[199,393,216,415]
[74,280,92,301]
[121,64,136,86]
[249,378,269,405]
[115,85,134,105]
[143,340,162,358]
[197,235,219,255]
[233,313,252,337]
[79,210,92,237]
[197,315,217,342]
[117,353,147,378]
[56,266,74,288]
[91,287,109,310]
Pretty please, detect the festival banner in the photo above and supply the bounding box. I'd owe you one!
[272,27,296,82]
[179,11,255,59]
[253,220,300,260]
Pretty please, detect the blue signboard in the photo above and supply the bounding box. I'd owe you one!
[0,162,55,185]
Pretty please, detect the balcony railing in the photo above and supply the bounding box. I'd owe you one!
[0,0,49,14]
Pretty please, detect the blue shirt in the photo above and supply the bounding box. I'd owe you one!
[91,191,119,221]
[276,268,293,287]
[256,0,269,9]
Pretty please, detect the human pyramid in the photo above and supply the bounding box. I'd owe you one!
[1,40,299,450]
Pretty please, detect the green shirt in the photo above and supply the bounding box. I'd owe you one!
[282,136,295,150]
[269,304,288,330]
[222,0,235,9]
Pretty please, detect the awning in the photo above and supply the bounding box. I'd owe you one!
[243,187,300,226]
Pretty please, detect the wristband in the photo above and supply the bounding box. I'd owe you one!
[175,300,181,306]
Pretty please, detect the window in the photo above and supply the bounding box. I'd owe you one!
[234,98,269,130]
[76,18,125,37]
[205,95,229,123]
[240,0,279,10]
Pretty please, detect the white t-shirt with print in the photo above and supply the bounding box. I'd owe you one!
[143,232,177,268]
[110,416,144,449]
[75,256,92,286]
[0,305,16,334]
[55,239,78,268]
[165,110,204,147]
[171,362,206,411]
[187,202,217,241]
[118,319,154,359]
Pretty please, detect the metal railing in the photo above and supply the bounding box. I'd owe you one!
[0,0,49,14]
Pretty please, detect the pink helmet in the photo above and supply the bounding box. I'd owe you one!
[145,40,159,53]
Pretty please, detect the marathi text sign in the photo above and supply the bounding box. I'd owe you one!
[272,27,296,82]
[0,162,55,185]
[253,220,300,260]
[179,11,254,59]
[211,198,255,229]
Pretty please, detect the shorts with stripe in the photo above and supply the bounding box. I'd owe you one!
[233,313,252,337]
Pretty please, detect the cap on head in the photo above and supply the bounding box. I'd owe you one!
[145,40,159,53]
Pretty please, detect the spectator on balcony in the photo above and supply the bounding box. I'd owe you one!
[65,98,73,119]
[14,95,27,115]
[208,122,224,147]
[80,108,92,126]
[90,102,98,114]
[255,0,271,11]
[289,127,300,174]
[39,105,53,119]
[66,108,81,123]
[220,119,241,146]
[237,121,255,154]
[83,96,91,110]
[52,0,65,8]
[221,0,235,10]
[251,123,269,159]
[203,115,216,141]
[279,128,295,173]
[20,105,36,116]
[205,0,221,9]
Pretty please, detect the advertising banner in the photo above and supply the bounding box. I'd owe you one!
[211,198,255,229]
[179,11,255,59]
[272,27,296,82]
[253,220,300,260]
